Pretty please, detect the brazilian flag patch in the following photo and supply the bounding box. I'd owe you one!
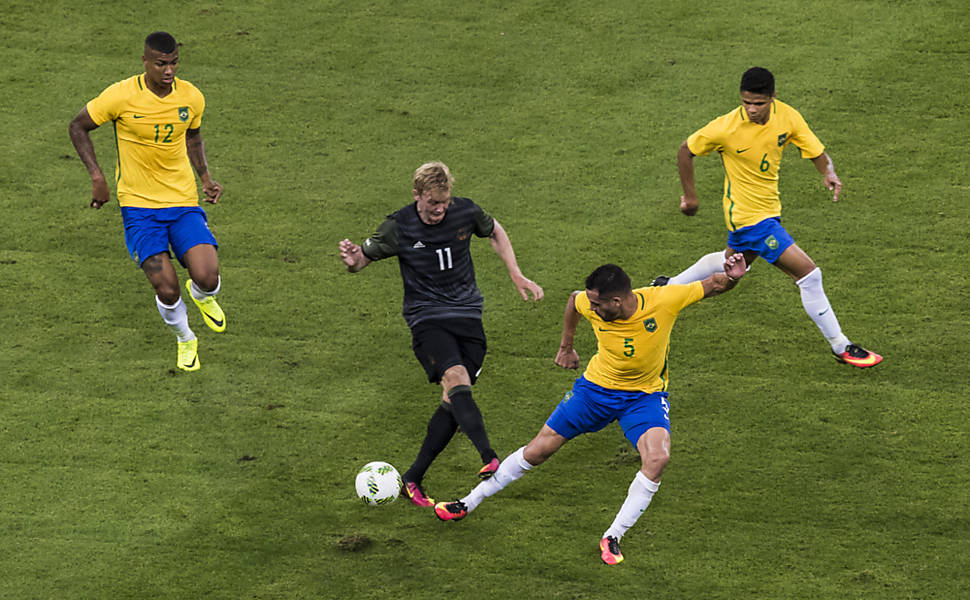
[178,107,189,122]
[643,318,658,333]
[766,235,779,250]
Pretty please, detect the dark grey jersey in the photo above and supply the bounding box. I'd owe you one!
[361,197,495,328]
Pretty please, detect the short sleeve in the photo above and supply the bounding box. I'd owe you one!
[788,108,825,159]
[686,116,725,157]
[657,281,704,315]
[86,81,125,126]
[472,203,495,238]
[189,88,205,129]
[361,218,398,261]
[573,291,593,319]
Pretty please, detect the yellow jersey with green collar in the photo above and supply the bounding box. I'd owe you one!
[86,74,205,209]
[686,99,825,231]
[575,282,703,393]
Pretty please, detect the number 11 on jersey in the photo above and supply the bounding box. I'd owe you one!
[436,247,453,270]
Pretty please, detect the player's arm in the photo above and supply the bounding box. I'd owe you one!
[810,151,841,202]
[554,291,582,369]
[338,239,372,272]
[489,219,543,301]
[700,252,747,298]
[68,107,110,209]
[677,140,699,216]
[186,128,223,203]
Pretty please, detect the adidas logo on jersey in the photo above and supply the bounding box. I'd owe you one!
[412,241,426,248]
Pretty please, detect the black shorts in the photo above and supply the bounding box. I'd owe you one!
[410,318,487,384]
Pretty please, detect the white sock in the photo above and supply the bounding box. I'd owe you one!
[156,296,195,342]
[461,446,533,513]
[603,471,660,540]
[795,268,851,354]
[669,251,725,284]
[189,276,221,300]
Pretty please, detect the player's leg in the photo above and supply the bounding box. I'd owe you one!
[401,398,458,507]
[402,321,467,505]
[122,207,198,370]
[441,365,499,471]
[143,252,199,371]
[435,376,613,522]
[172,208,226,333]
[600,392,672,564]
[774,244,881,366]
[434,424,568,521]
[664,249,732,285]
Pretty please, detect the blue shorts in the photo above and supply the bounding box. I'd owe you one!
[727,217,794,264]
[545,376,670,447]
[121,206,218,267]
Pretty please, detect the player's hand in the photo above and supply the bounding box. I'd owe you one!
[90,177,110,209]
[555,346,579,369]
[339,239,363,268]
[824,172,842,202]
[723,252,746,281]
[513,274,544,302]
[202,178,223,204]
[680,194,699,216]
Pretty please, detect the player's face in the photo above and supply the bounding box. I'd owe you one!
[143,47,179,91]
[414,187,452,225]
[741,91,774,124]
[586,289,623,322]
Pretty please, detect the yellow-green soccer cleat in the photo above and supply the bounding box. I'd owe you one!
[185,279,226,333]
[177,338,200,372]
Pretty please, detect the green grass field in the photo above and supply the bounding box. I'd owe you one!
[2,1,968,598]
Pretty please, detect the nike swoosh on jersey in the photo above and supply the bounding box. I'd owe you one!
[133,115,146,118]
[736,148,749,153]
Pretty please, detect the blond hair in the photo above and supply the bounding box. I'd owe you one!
[413,162,454,195]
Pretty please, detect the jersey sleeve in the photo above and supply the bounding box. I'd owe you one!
[658,281,704,315]
[361,218,398,261]
[686,115,726,157]
[472,203,496,237]
[788,108,825,159]
[85,81,126,126]
[187,83,205,129]
[573,291,593,319]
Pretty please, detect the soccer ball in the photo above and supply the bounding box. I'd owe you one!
[355,461,402,506]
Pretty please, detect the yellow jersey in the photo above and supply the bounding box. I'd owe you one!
[686,99,825,231]
[575,282,704,393]
[86,74,205,208]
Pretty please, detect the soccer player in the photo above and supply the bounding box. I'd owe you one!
[339,161,543,507]
[434,254,748,566]
[657,67,881,368]
[68,31,226,372]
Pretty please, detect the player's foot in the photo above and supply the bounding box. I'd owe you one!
[599,536,624,565]
[177,338,200,372]
[185,280,226,333]
[478,457,500,480]
[401,480,436,507]
[651,276,670,287]
[832,343,882,368]
[434,500,468,522]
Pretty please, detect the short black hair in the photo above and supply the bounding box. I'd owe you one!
[740,67,774,95]
[145,31,178,54]
[585,264,631,297]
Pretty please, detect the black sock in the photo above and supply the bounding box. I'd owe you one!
[447,385,497,463]
[403,402,458,484]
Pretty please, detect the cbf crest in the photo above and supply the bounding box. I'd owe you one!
[777,133,788,147]
[178,107,189,122]
[643,318,658,333]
